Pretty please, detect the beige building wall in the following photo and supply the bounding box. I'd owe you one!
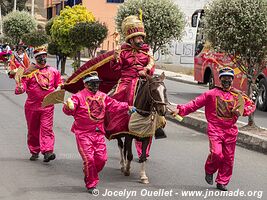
[83,0,122,52]
[44,0,65,19]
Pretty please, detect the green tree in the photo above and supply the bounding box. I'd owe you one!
[116,0,185,54]
[45,17,68,75]
[21,30,49,47]
[51,5,95,56]
[47,41,59,56]
[204,0,267,126]
[51,5,95,71]
[69,21,108,58]
[0,0,27,16]
[3,10,37,45]
[45,17,56,36]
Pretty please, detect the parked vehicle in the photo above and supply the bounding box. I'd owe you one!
[192,9,267,111]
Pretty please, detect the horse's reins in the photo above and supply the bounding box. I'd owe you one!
[148,81,168,105]
[133,79,169,115]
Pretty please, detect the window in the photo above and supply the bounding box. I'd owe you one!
[56,4,62,15]
[107,0,124,3]
[65,0,82,7]
[47,7,53,20]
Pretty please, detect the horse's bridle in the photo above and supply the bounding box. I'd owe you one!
[148,80,168,106]
[134,79,168,116]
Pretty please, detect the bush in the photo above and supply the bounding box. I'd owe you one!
[3,11,37,45]
[22,30,49,47]
[69,21,108,57]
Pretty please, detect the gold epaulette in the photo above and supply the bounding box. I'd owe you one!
[22,69,39,78]
[230,88,250,99]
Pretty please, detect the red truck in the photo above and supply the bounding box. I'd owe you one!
[192,9,267,111]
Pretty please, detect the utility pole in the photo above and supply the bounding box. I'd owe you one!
[31,0,35,16]
[14,0,17,11]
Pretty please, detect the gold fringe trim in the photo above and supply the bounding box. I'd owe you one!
[22,69,39,78]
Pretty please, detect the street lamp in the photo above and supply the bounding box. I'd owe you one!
[31,0,35,16]
[14,0,17,11]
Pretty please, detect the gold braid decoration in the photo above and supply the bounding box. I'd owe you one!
[139,50,155,70]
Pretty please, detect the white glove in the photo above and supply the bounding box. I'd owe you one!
[66,98,74,110]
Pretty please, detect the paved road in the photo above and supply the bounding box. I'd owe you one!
[0,60,266,199]
[0,90,266,200]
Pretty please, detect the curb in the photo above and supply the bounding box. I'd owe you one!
[160,74,201,86]
[166,112,267,155]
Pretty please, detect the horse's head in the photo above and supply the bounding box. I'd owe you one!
[147,72,168,116]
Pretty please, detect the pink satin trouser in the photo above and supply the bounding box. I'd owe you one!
[205,134,237,185]
[76,132,107,189]
[25,106,55,154]
[135,137,152,158]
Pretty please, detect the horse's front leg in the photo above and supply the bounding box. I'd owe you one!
[139,137,150,184]
[124,135,133,176]
[117,138,125,172]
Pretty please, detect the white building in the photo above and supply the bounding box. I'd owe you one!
[155,0,210,69]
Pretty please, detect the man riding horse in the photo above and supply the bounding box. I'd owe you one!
[109,15,167,159]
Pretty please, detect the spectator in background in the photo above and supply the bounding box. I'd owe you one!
[8,45,30,78]
[56,53,62,71]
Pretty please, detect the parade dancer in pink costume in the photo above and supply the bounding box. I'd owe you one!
[173,67,255,191]
[15,47,62,162]
[63,71,133,194]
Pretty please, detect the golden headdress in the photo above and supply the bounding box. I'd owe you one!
[33,46,47,58]
[121,15,146,42]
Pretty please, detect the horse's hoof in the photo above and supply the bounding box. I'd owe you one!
[124,171,130,176]
[140,178,149,184]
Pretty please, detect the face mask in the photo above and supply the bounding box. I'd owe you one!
[87,82,100,93]
[221,80,232,89]
[36,56,47,65]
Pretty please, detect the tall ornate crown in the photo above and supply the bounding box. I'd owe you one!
[121,15,146,42]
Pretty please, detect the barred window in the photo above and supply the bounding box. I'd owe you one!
[65,0,83,7]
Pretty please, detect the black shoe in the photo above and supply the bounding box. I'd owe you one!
[43,152,56,162]
[154,128,167,139]
[205,173,213,185]
[29,153,39,161]
[216,183,228,191]
[87,187,98,194]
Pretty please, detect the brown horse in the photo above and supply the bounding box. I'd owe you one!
[115,72,168,184]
